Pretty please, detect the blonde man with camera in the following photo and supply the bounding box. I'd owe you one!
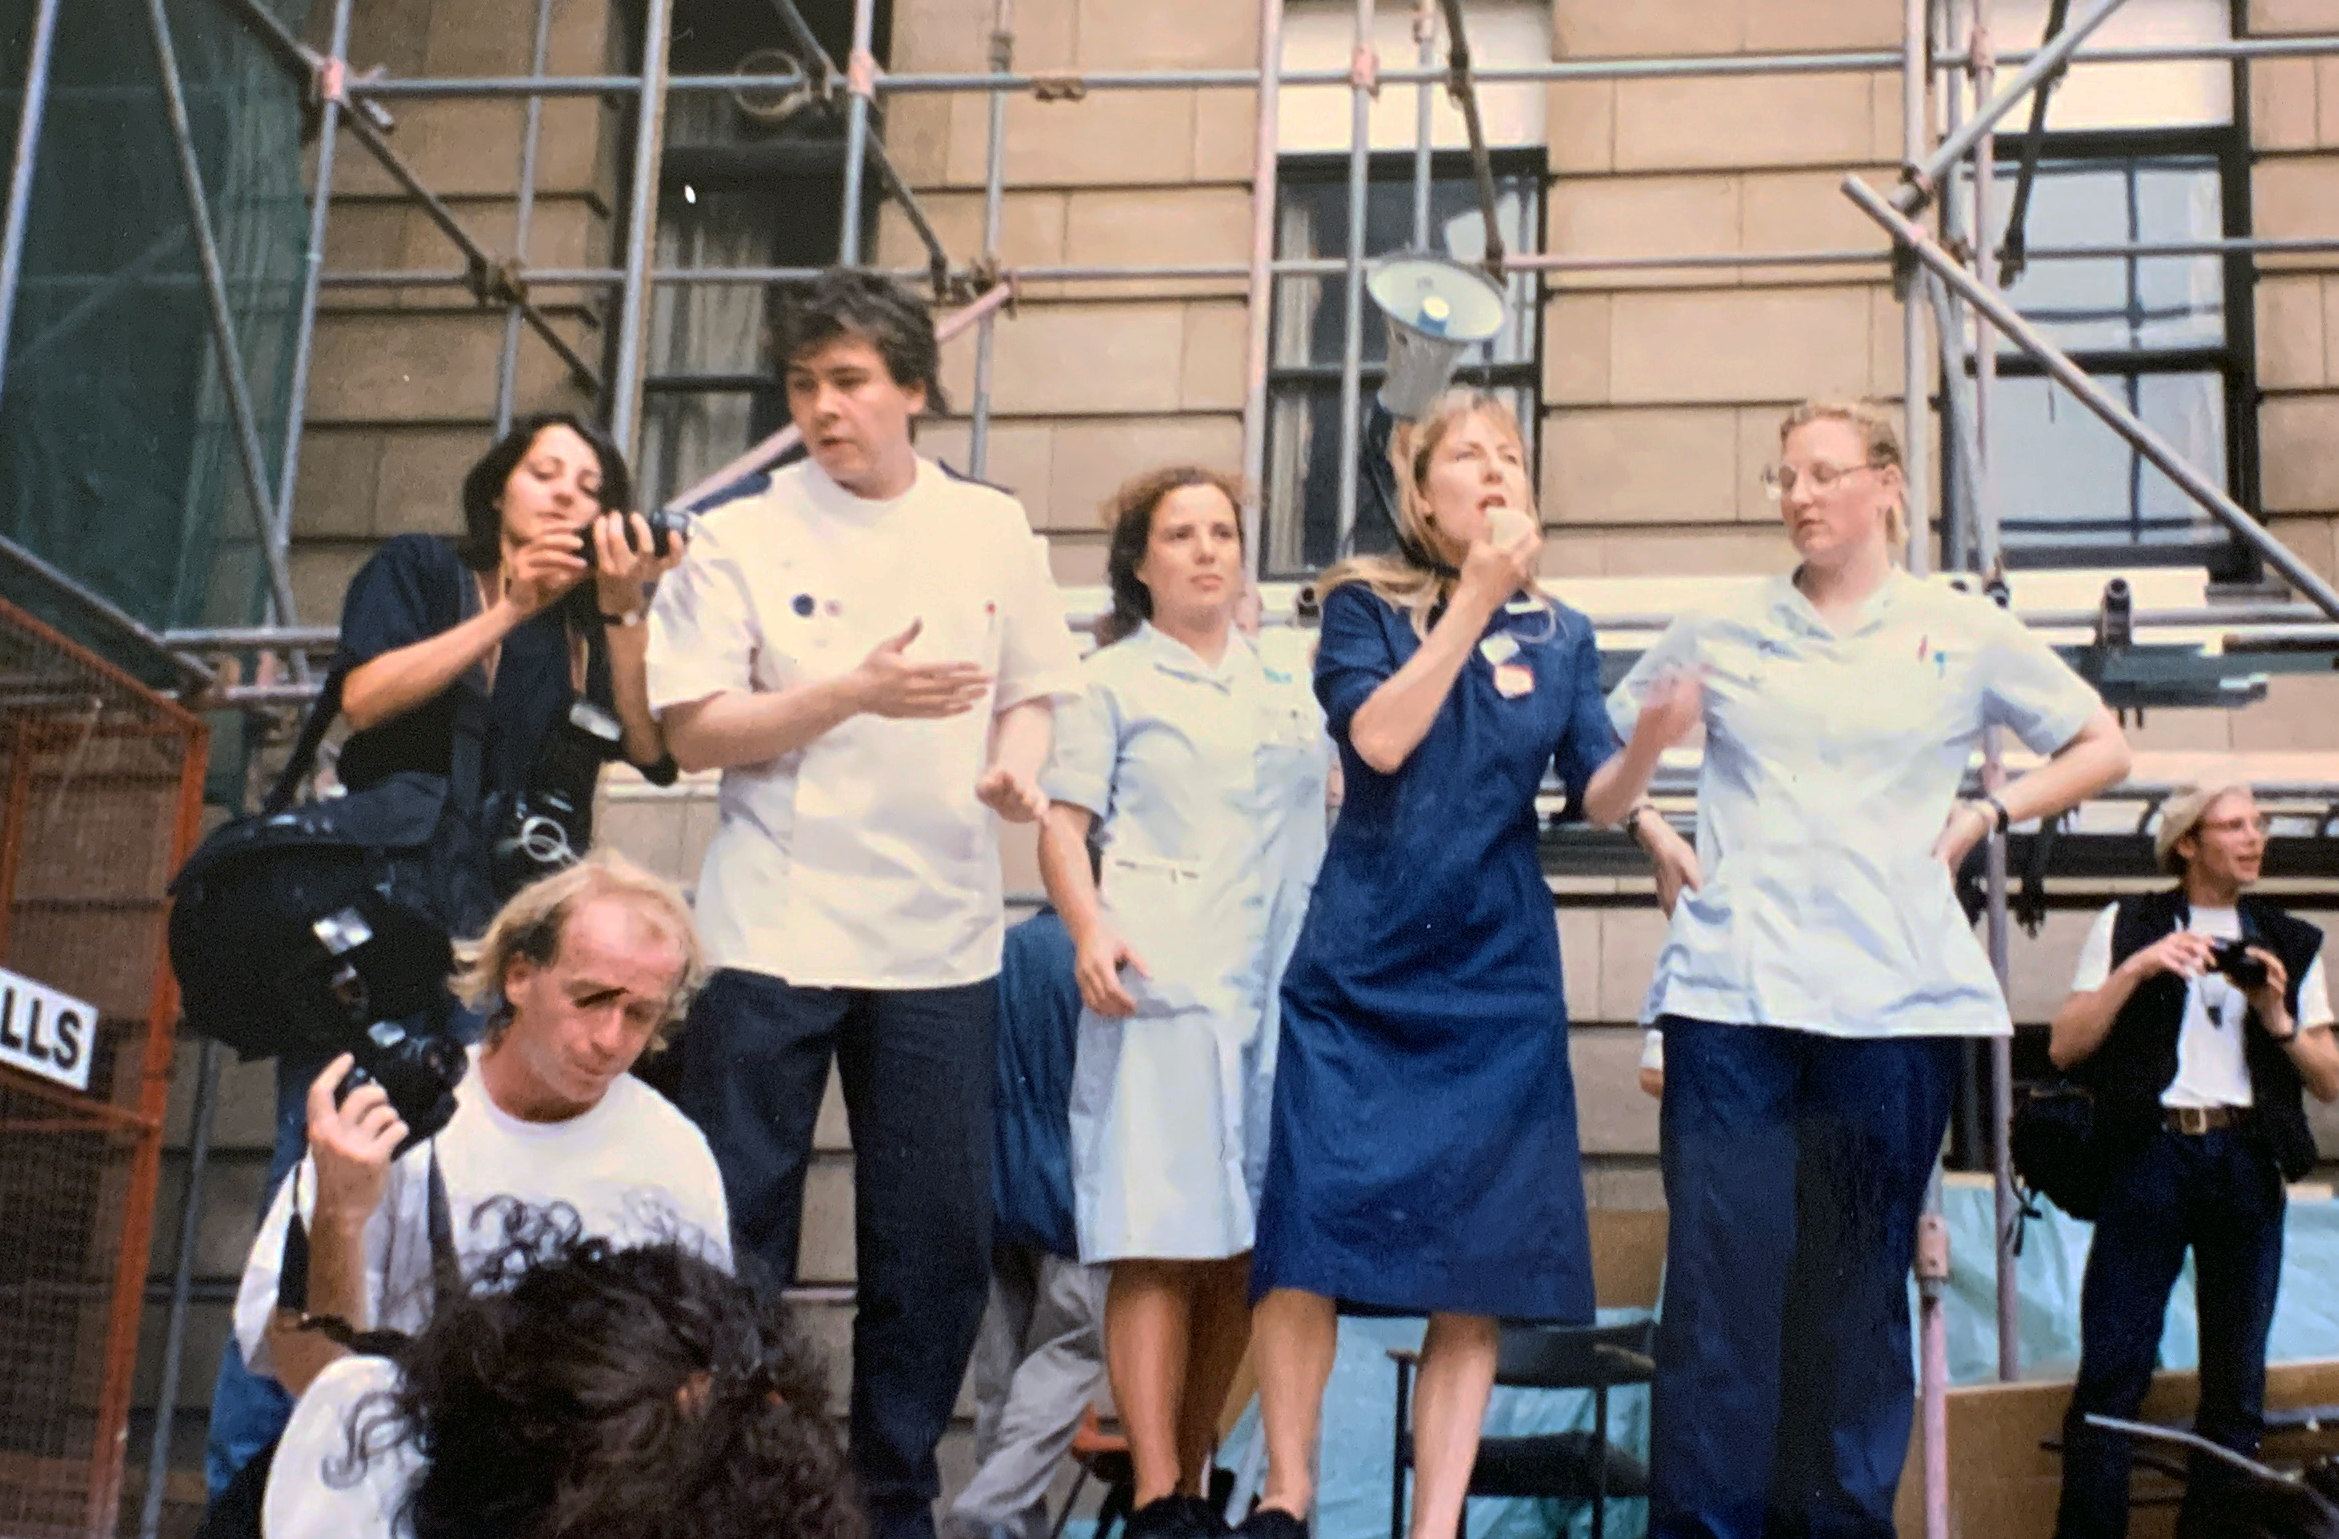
[230,851,729,1403]
[2051,779,2339,1539]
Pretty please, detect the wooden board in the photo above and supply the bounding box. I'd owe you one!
[1891,1358,2339,1538]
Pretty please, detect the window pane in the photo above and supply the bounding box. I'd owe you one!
[1992,372,2224,544]
[2136,372,2225,526]
[1982,156,2222,353]
[1265,379,1537,576]
[1272,168,1539,367]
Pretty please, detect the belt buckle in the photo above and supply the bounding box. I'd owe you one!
[2173,1107,2212,1135]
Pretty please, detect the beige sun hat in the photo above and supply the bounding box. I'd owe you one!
[2153,777,2256,875]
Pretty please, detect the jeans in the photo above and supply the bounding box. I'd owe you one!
[678,967,998,1539]
[2054,1126,2287,1539]
[1648,1017,1960,1539]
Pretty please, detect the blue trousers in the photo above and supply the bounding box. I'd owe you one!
[2054,1127,2286,1539]
[678,967,997,1539]
[199,1050,317,1495]
[1649,1017,1960,1539]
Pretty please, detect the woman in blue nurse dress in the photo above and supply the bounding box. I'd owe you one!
[1038,466,1330,1539]
[1234,391,1699,1539]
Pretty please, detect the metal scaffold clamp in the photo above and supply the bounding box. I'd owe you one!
[1031,73,1088,102]
[1351,45,1381,97]
[1915,1212,1952,1283]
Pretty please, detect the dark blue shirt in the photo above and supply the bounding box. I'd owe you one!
[333,533,673,796]
[992,908,1082,1258]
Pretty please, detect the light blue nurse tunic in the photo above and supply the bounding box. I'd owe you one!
[1044,623,1331,1263]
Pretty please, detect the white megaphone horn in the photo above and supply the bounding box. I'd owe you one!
[1366,252,1509,419]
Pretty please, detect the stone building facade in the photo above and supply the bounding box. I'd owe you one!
[133,0,2339,1525]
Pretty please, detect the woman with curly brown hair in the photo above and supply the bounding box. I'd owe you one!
[261,1203,861,1539]
[1036,466,1331,1539]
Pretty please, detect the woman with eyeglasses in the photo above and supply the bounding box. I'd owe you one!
[1234,387,1699,1539]
[1603,399,2132,1536]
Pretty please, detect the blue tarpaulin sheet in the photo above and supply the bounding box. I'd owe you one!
[1213,1182,2339,1539]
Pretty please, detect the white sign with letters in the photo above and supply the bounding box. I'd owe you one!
[0,967,97,1093]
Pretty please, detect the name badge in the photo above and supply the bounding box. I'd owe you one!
[1478,634,1521,666]
[1493,662,1533,698]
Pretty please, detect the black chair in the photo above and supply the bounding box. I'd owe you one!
[1388,1319,1655,1539]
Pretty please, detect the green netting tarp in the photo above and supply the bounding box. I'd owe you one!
[0,0,313,682]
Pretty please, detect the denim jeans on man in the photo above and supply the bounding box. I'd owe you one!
[1650,1016,1960,1539]
[679,967,996,1539]
[2055,1127,2286,1539]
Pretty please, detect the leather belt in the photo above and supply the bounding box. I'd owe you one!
[2163,1105,2250,1135]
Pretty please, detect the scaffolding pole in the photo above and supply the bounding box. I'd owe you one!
[1847,178,2339,624]
[968,0,1012,477]
[1239,0,1288,568]
[0,0,64,420]
[1906,0,1949,1529]
[1333,0,1375,558]
[303,32,2339,105]
[838,0,880,264]
[609,0,674,452]
[1965,6,2025,1389]
[270,0,354,639]
[142,0,302,631]
[1901,0,1930,577]
[1899,0,2131,212]
[1412,1,1435,247]
[494,0,558,435]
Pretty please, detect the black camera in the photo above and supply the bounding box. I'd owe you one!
[2210,937,2270,991]
[305,905,466,1153]
[579,507,681,570]
[489,699,623,898]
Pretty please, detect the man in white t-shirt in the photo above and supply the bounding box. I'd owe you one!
[232,851,729,1401]
[646,268,1082,1539]
[2048,779,2339,1539]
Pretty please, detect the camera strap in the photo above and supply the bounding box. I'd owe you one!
[272,1142,464,1326]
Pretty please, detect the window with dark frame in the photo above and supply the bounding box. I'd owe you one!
[1955,125,2256,574]
[630,0,882,512]
[1263,151,1545,578]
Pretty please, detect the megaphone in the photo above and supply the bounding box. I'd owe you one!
[1367,252,1509,419]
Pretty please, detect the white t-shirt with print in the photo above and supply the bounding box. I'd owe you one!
[2069,902,2335,1109]
[233,1052,730,1377]
[263,1354,414,1539]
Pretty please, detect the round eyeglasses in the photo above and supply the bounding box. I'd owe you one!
[1761,461,1884,501]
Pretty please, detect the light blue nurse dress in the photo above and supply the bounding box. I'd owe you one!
[1044,623,1331,1263]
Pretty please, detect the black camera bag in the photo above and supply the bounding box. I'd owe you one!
[167,668,497,1060]
[2010,1077,2109,1221]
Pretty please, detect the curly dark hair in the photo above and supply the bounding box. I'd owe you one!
[339,1203,860,1539]
[767,268,949,413]
[1094,465,1248,647]
[455,412,633,575]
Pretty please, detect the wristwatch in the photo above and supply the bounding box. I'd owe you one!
[1978,793,2011,833]
[601,608,645,627]
[1624,803,1662,848]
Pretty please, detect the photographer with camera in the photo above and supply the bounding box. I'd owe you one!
[2052,779,2339,1539]
[205,412,685,1494]
[228,851,729,1408]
